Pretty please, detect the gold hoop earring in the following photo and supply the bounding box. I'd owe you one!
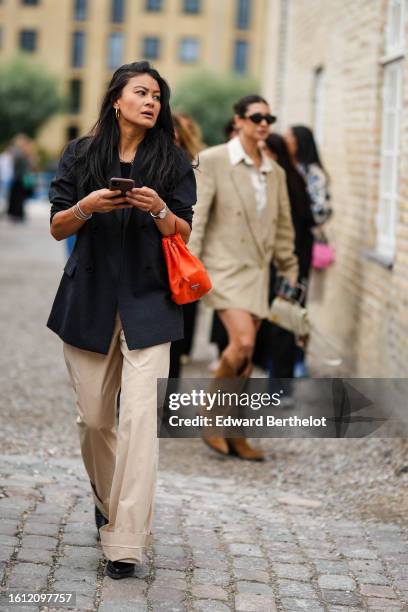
[115,108,120,120]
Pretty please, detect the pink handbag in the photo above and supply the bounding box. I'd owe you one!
[312,241,336,269]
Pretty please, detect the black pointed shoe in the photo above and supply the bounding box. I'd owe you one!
[106,560,135,580]
[95,505,108,540]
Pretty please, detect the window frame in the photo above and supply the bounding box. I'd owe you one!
[236,0,251,30]
[74,0,87,21]
[19,29,38,52]
[111,0,125,23]
[179,36,200,63]
[107,31,124,70]
[233,39,249,74]
[145,0,163,12]
[71,30,86,68]
[142,36,161,60]
[376,0,406,260]
[182,0,201,14]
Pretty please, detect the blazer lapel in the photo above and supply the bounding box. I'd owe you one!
[230,163,264,259]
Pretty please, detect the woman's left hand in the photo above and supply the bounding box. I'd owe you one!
[125,187,165,215]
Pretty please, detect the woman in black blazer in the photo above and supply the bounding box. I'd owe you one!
[48,61,196,579]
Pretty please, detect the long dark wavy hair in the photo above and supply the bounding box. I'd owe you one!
[291,125,329,179]
[75,61,187,197]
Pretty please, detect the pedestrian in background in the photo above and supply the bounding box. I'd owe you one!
[169,112,204,377]
[253,133,314,386]
[47,61,196,579]
[285,125,331,226]
[189,95,298,461]
[284,125,331,376]
[7,134,36,223]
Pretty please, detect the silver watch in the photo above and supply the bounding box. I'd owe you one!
[150,204,168,220]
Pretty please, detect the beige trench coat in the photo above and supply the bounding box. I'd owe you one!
[188,143,298,319]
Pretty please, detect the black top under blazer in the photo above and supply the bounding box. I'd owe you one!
[47,138,196,354]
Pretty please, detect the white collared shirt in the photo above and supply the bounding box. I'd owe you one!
[227,136,273,216]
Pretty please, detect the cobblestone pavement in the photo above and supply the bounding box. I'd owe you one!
[1,207,408,612]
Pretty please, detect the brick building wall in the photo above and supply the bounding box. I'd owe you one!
[263,0,408,376]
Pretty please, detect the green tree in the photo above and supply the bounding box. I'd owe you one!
[0,56,62,148]
[172,70,259,146]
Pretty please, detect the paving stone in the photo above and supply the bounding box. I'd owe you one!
[233,556,268,570]
[192,585,228,600]
[278,579,318,598]
[348,559,384,574]
[18,547,54,564]
[192,568,230,586]
[0,546,15,563]
[233,567,269,583]
[58,544,101,570]
[0,520,19,536]
[99,603,147,612]
[153,545,187,559]
[21,534,57,550]
[229,543,264,557]
[356,572,390,585]
[280,598,324,612]
[359,584,396,598]
[269,552,305,564]
[366,598,403,611]
[236,581,274,597]
[304,548,340,561]
[193,601,230,612]
[24,521,60,537]
[318,575,356,590]
[0,535,19,548]
[272,563,312,581]
[148,586,185,604]
[341,548,377,560]
[155,555,189,571]
[8,562,49,589]
[235,592,277,612]
[63,530,98,547]
[321,590,362,606]
[25,513,62,525]
[313,560,348,574]
[151,602,186,612]
[102,577,147,601]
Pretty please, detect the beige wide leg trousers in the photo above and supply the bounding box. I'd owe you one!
[63,313,170,563]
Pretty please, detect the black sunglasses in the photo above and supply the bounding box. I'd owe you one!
[245,112,277,125]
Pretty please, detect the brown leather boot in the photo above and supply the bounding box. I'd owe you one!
[227,437,265,461]
[201,353,238,456]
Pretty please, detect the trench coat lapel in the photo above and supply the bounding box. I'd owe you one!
[230,163,264,259]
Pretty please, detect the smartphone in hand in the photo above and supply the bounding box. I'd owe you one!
[109,177,135,197]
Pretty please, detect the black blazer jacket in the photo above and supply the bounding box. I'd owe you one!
[47,139,196,354]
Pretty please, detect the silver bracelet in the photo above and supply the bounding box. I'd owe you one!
[74,201,92,221]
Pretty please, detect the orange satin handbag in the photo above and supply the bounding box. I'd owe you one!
[162,222,212,305]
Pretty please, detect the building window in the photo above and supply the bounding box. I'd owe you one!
[183,0,200,14]
[142,37,160,60]
[19,29,37,52]
[71,31,85,67]
[21,0,39,5]
[312,67,325,146]
[146,0,163,11]
[236,0,251,30]
[111,0,125,23]
[233,40,248,74]
[74,0,87,20]
[67,125,79,141]
[107,32,124,69]
[377,0,405,259]
[179,37,199,63]
[69,79,82,114]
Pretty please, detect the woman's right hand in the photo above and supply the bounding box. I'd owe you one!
[79,189,132,215]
